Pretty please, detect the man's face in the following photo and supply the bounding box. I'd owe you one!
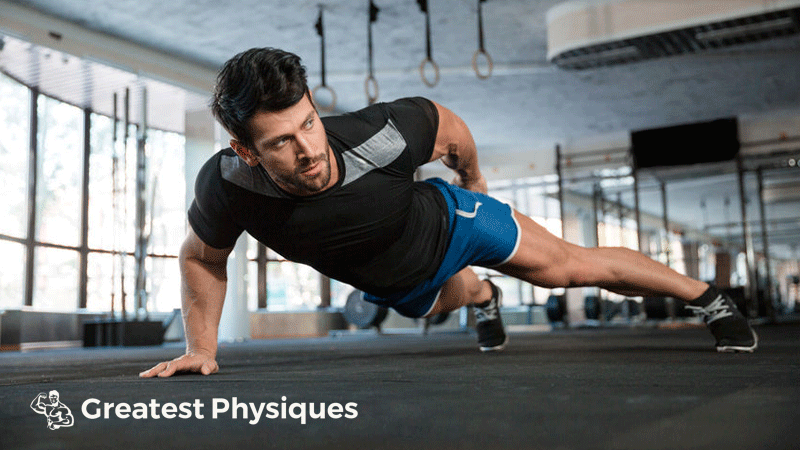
[48,392,59,404]
[234,95,335,196]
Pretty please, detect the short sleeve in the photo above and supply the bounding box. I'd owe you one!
[187,152,244,249]
[382,97,439,169]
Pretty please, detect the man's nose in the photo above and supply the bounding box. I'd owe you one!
[295,134,318,159]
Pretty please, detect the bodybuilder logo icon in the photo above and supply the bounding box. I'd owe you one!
[30,390,75,430]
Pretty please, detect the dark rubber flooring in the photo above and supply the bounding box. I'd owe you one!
[1,323,798,450]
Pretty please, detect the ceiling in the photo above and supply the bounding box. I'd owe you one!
[1,0,799,261]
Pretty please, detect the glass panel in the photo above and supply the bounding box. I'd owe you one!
[266,261,288,310]
[88,113,115,251]
[36,97,83,247]
[330,279,355,309]
[86,252,114,312]
[0,73,31,238]
[147,257,181,313]
[248,260,259,311]
[0,240,25,308]
[266,261,321,311]
[33,247,79,311]
[147,129,185,255]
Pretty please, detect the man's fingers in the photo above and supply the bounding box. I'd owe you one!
[158,361,178,378]
[200,361,217,376]
[139,362,167,378]
[141,355,218,378]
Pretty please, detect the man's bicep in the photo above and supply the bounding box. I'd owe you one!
[181,223,234,266]
[427,101,469,164]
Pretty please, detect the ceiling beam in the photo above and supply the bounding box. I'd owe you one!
[0,0,217,95]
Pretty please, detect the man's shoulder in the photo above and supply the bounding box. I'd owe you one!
[323,97,436,144]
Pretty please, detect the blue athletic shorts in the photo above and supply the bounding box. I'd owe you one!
[364,178,521,318]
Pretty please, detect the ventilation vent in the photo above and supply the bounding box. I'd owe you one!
[547,0,800,70]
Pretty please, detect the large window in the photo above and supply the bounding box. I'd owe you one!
[144,129,185,312]
[0,73,30,239]
[0,241,25,309]
[36,97,84,248]
[0,69,187,313]
[33,246,79,311]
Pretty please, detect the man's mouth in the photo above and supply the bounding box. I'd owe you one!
[300,160,322,177]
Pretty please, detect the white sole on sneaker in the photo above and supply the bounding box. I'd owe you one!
[716,329,758,353]
[479,334,509,353]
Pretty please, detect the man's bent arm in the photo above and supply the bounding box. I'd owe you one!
[140,225,232,377]
[428,101,487,194]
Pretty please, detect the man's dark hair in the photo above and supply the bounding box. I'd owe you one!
[211,47,309,150]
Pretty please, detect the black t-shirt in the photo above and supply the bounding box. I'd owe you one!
[188,97,450,297]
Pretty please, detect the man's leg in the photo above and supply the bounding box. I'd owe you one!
[424,268,508,352]
[424,268,492,317]
[496,211,708,300]
[496,210,756,352]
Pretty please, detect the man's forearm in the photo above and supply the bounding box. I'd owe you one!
[180,256,227,359]
[444,141,481,182]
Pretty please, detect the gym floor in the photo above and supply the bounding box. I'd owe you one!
[1,322,798,450]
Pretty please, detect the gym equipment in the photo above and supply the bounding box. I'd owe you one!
[643,296,695,319]
[417,0,440,87]
[312,6,337,112]
[83,309,179,347]
[584,295,600,320]
[546,294,567,323]
[343,290,388,329]
[472,0,493,79]
[364,1,380,105]
[631,118,740,170]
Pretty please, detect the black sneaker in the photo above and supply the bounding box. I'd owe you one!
[474,280,508,352]
[686,288,758,353]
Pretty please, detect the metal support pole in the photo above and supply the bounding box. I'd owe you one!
[79,108,92,309]
[111,92,118,319]
[134,86,148,319]
[660,180,675,319]
[555,145,569,326]
[320,275,331,308]
[737,156,757,316]
[257,243,268,309]
[23,88,39,308]
[556,145,566,240]
[632,168,643,253]
[121,88,129,323]
[592,183,605,325]
[660,181,671,268]
[617,191,630,321]
[756,167,775,320]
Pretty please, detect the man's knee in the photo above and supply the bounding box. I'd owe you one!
[557,246,618,287]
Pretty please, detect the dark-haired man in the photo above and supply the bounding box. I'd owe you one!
[141,48,757,378]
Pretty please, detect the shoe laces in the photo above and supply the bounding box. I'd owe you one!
[686,295,734,324]
[475,300,498,323]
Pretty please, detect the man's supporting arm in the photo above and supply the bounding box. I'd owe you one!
[140,225,232,378]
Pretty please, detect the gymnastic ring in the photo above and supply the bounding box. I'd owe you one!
[419,57,440,88]
[472,49,493,80]
[311,84,337,113]
[365,74,379,105]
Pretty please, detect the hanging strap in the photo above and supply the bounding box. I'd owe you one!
[313,6,337,112]
[417,0,439,87]
[472,0,493,79]
[365,0,380,105]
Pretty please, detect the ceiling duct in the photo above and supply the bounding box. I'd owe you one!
[547,0,800,70]
[762,180,800,203]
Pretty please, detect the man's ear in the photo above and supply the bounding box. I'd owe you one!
[230,140,260,167]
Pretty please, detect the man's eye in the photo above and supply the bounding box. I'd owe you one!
[304,119,314,129]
